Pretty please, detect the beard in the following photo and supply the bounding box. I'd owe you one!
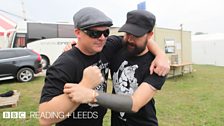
[123,40,148,56]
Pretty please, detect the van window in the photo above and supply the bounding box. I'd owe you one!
[15,37,26,47]
[14,33,26,47]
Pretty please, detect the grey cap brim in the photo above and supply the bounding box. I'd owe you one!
[118,23,148,37]
[80,21,113,30]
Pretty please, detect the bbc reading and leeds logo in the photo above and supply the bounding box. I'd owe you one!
[2,111,98,119]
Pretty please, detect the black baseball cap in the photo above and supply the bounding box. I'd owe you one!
[119,10,156,37]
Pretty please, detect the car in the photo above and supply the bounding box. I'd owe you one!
[0,48,42,82]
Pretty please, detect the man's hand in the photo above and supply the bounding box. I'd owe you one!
[80,66,104,88]
[63,41,76,52]
[150,54,170,76]
[63,66,103,103]
[64,84,95,103]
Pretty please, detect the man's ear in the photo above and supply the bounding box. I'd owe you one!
[147,32,154,41]
[74,29,81,39]
[149,32,154,38]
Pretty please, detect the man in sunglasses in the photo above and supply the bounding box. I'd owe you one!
[39,7,169,126]
[64,10,167,126]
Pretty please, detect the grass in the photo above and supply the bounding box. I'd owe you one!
[0,65,224,126]
[156,65,224,126]
[0,77,44,126]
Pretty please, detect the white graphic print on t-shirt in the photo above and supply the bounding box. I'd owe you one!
[113,60,139,121]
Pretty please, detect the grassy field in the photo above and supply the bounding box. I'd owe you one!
[0,65,224,126]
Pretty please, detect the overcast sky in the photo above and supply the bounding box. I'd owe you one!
[1,0,224,34]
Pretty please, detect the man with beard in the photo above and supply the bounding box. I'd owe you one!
[64,10,166,126]
[39,7,169,126]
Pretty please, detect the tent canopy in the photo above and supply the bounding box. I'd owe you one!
[0,14,16,36]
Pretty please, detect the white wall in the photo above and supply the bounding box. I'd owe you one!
[192,34,224,66]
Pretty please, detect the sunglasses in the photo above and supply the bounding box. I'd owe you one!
[82,29,110,38]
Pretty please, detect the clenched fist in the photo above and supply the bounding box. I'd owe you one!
[80,66,104,88]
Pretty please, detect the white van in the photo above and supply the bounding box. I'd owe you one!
[27,38,77,69]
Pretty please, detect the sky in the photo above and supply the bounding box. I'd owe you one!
[0,0,224,34]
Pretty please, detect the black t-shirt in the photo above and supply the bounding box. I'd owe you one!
[39,36,122,126]
[110,47,166,126]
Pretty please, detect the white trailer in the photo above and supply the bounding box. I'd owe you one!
[192,33,224,66]
[27,38,77,69]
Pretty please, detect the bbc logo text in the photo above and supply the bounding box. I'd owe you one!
[3,112,26,119]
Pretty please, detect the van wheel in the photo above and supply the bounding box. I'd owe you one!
[17,68,34,82]
[41,56,49,69]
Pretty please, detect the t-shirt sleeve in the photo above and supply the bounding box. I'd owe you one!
[39,55,76,103]
[103,35,123,62]
[143,73,166,90]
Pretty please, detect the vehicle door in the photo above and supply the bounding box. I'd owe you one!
[0,50,18,77]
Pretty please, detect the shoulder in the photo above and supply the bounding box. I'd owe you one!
[104,35,123,48]
[107,35,123,43]
[146,51,155,58]
[101,36,123,61]
[50,48,81,72]
[143,51,155,62]
[58,48,80,63]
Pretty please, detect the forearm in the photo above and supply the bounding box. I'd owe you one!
[39,94,80,126]
[147,40,170,76]
[147,40,165,56]
[95,83,156,113]
[131,83,156,112]
[95,92,134,113]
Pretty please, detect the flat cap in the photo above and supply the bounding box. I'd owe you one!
[73,7,113,29]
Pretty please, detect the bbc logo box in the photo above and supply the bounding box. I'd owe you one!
[3,112,26,119]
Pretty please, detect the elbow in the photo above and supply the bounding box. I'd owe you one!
[131,106,140,113]
[131,97,141,113]
[130,97,140,113]
[38,104,54,126]
[39,118,53,126]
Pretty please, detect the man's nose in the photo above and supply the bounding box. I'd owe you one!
[98,34,106,40]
